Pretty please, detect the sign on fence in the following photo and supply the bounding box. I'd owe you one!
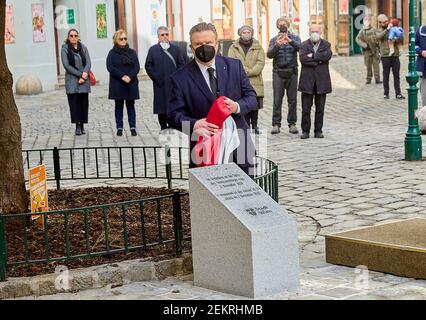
[29,164,48,228]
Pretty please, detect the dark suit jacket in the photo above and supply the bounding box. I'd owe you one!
[145,43,185,114]
[168,55,258,172]
[298,39,333,95]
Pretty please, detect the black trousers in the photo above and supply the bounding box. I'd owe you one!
[381,56,401,96]
[301,92,327,134]
[158,114,168,130]
[272,71,298,127]
[67,93,89,124]
[115,100,136,129]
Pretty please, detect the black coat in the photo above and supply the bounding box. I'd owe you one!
[107,46,140,100]
[145,43,185,114]
[298,39,332,95]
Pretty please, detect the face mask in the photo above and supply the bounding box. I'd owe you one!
[194,44,216,63]
[279,26,288,33]
[310,32,320,43]
[241,34,253,42]
[160,42,170,50]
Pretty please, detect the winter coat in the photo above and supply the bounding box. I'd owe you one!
[298,39,333,95]
[145,43,185,114]
[106,46,140,100]
[415,26,426,75]
[376,28,401,57]
[227,39,265,97]
[61,43,91,94]
[356,26,380,57]
[267,32,301,70]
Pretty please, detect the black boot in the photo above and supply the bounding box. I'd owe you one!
[80,123,86,135]
[75,123,82,136]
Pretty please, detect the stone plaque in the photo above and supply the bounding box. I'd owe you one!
[189,163,300,298]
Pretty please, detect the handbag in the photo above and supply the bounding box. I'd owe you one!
[88,71,97,86]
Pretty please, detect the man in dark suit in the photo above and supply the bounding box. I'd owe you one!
[145,26,185,130]
[167,22,258,175]
[298,24,332,139]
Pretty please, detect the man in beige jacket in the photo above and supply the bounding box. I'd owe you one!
[228,25,266,134]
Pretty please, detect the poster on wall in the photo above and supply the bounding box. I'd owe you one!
[96,4,108,39]
[245,0,253,19]
[5,4,15,44]
[32,4,46,43]
[339,0,349,15]
[212,0,223,20]
[150,1,159,37]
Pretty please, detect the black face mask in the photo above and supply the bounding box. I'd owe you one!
[195,45,216,63]
[279,25,288,33]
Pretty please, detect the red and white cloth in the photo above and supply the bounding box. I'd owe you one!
[193,96,240,167]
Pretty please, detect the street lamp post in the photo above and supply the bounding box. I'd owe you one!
[405,0,422,160]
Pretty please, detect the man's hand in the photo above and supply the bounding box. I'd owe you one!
[82,72,88,80]
[122,75,131,83]
[421,50,426,58]
[224,98,239,114]
[194,118,219,138]
[276,34,287,47]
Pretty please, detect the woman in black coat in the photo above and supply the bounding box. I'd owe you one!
[106,30,140,136]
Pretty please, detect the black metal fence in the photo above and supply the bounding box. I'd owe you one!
[0,146,279,281]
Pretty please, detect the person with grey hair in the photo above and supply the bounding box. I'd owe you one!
[228,25,265,134]
[145,26,185,130]
[267,17,301,135]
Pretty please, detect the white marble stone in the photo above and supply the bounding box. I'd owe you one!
[189,163,300,298]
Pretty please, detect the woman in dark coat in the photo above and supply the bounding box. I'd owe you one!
[145,26,185,130]
[61,29,92,136]
[107,29,140,136]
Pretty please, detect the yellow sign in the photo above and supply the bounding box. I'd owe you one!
[29,164,48,227]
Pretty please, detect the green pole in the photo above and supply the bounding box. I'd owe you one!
[405,0,423,161]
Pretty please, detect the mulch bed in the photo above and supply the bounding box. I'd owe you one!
[4,187,192,278]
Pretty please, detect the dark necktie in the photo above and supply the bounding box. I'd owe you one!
[207,67,218,98]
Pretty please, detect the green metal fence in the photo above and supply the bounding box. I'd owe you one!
[0,146,279,282]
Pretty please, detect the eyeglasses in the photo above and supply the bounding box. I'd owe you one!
[119,37,127,41]
[160,33,169,36]
[69,34,79,38]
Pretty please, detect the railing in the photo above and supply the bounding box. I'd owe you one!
[0,191,189,281]
[21,146,279,202]
[0,146,279,282]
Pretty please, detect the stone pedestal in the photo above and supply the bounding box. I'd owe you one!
[189,163,299,298]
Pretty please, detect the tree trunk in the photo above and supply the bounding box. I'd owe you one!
[0,0,28,214]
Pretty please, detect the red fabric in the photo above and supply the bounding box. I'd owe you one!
[193,96,232,167]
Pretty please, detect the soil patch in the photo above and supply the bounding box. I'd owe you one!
[4,187,191,278]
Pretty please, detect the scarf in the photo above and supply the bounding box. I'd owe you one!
[113,44,133,66]
[239,39,253,56]
[67,41,87,69]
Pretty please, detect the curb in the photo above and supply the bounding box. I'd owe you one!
[0,254,193,299]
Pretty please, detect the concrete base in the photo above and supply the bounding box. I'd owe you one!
[325,218,426,279]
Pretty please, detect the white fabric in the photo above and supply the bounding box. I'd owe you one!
[217,117,240,164]
[160,42,170,50]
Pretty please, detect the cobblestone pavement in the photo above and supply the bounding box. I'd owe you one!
[14,54,426,300]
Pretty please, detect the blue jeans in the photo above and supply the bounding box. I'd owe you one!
[115,100,136,129]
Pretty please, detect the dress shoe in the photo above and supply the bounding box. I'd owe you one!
[254,127,262,135]
[131,129,138,136]
[376,80,383,84]
[80,123,86,135]
[75,125,82,136]
[289,124,299,134]
[117,129,123,136]
[366,80,371,84]
[396,94,406,100]
[271,125,280,134]
[300,132,309,139]
[314,132,324,138]
[384,94,390,99]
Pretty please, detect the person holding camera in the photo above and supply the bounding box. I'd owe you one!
[267,17,301,135]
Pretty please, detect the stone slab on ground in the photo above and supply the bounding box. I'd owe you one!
[189,164,299,298]
[325,218,426,279]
